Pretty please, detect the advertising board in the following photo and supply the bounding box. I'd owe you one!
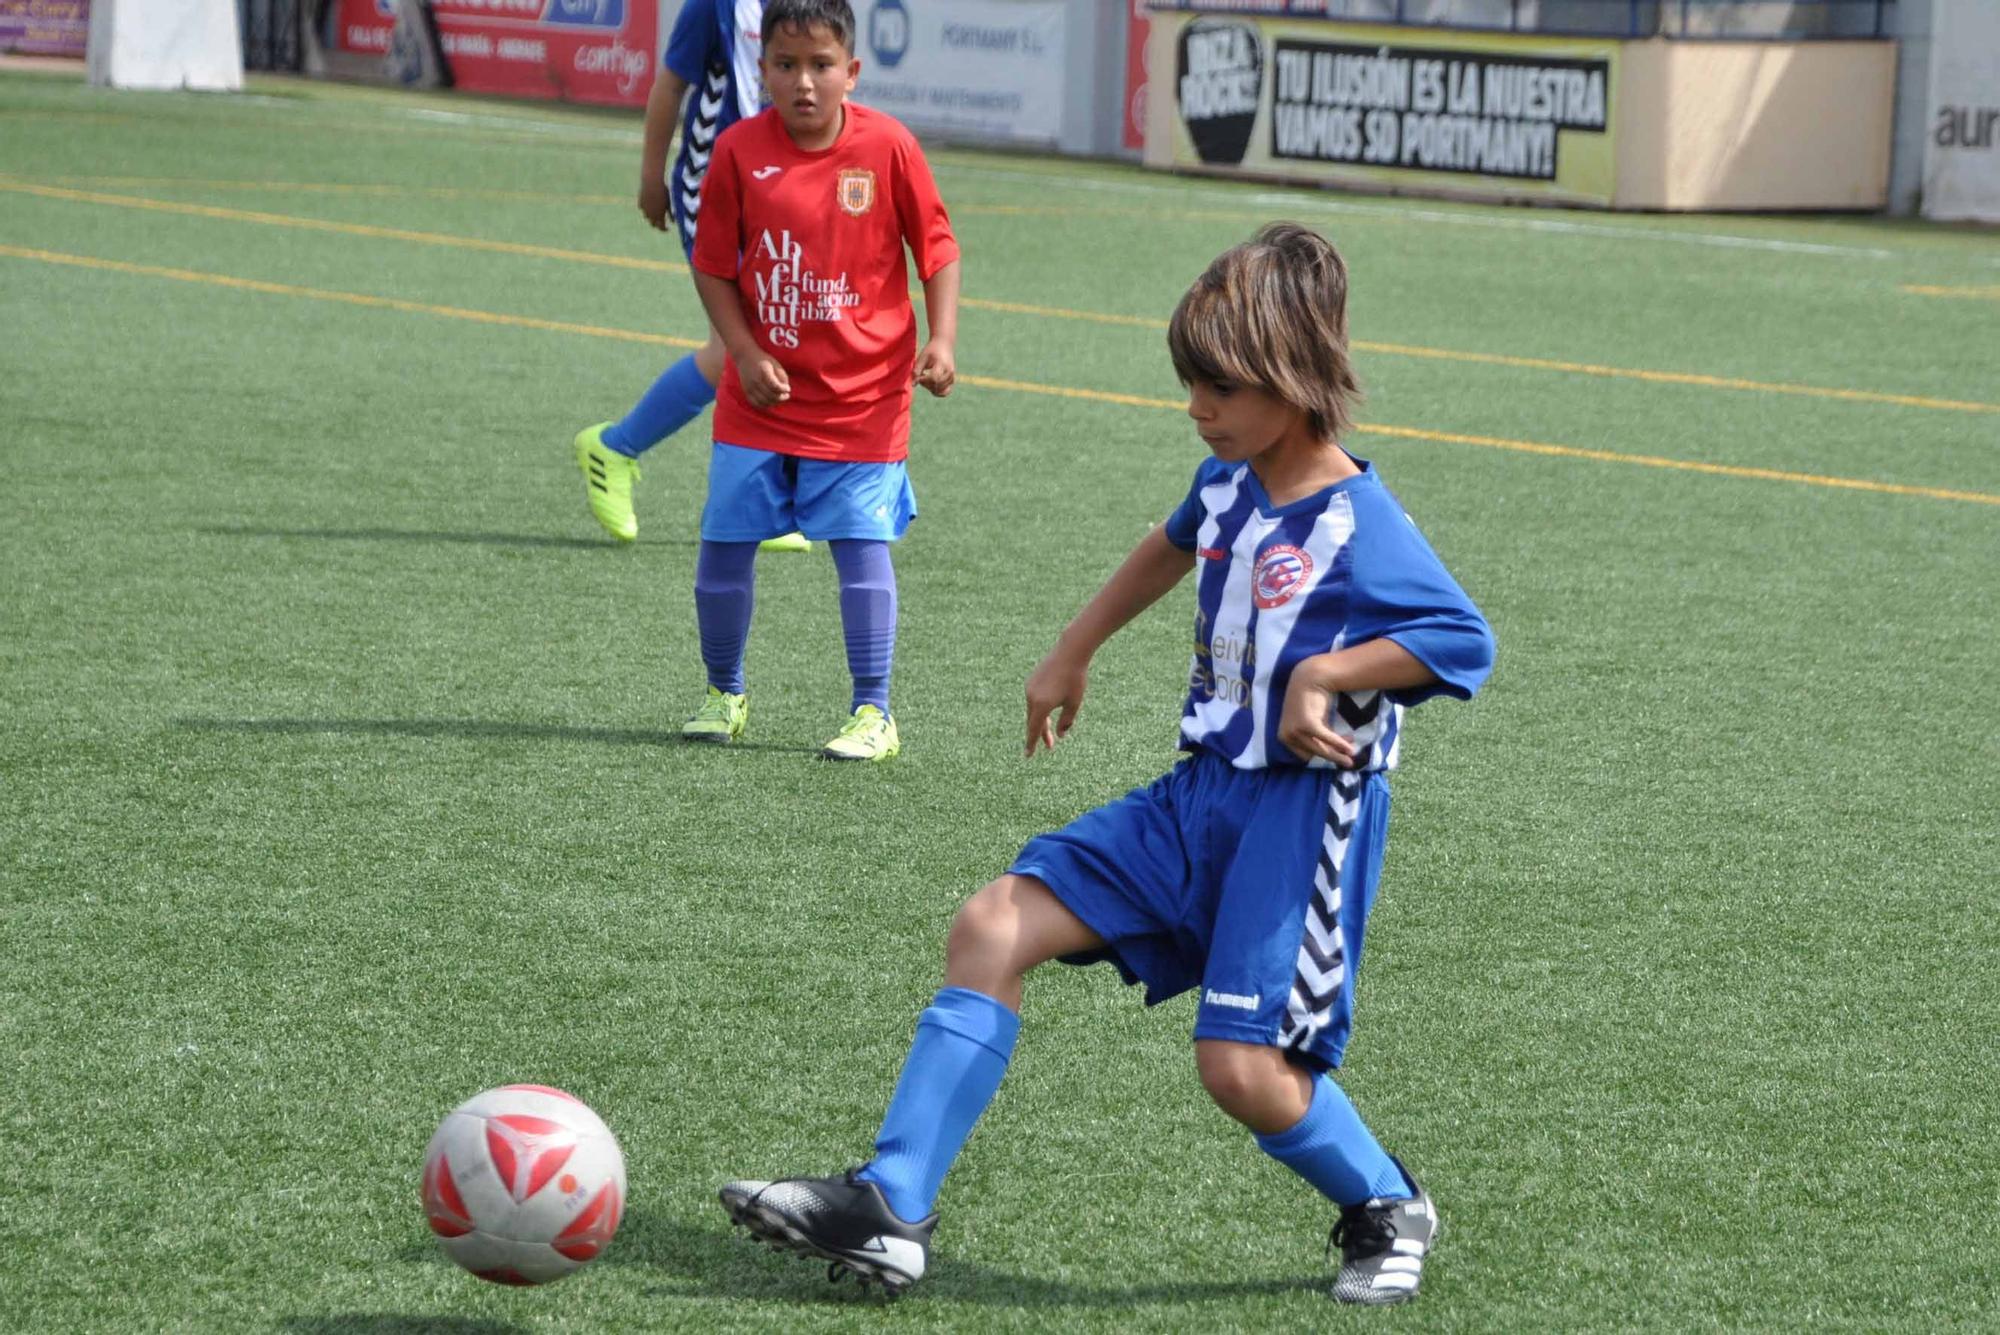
[1152,10,1618,206]
[851,0,1066,145]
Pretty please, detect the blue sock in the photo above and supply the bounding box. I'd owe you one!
[857,987,1020,1223]
[693,541,757,695]
[1254,1074,1413,1206]
[602,354,714,457]
[830,539,896,715]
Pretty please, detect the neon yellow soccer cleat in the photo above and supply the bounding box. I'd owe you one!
[682,687,748,744]
[822,704,899,762]
[574,423,641,543]
[759,532,813,554]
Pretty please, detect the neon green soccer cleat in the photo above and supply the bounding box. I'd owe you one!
[822,705,899,762]
[574,423,641,543]
[682,687,748,744]
[759,532,813,554]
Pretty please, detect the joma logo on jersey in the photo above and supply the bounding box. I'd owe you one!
[836,168,876,216]
[1252,544,1312,609]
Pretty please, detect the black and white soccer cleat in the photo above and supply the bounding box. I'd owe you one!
[720,1170,936,1297]
[1327,1164,1440,1305]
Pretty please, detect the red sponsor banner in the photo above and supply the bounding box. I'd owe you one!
[0,0,89,57]
[334,0,657,107]
[1123,0,1151,150]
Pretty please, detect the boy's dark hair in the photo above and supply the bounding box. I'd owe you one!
[762,0,856,53]
[1168,222,1362,442]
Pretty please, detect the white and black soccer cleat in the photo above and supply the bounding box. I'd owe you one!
[1328,1163,1440,1305]
[720,1170,936,1297]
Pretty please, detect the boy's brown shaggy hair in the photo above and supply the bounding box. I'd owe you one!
[1168,222,1362,442]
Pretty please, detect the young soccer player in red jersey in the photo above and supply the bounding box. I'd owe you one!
[682,0,959,761]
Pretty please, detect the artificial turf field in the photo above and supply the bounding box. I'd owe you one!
[2,64,1996,1333]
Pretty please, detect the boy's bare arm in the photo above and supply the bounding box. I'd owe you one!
[693,269,790,407]
[1026,527,1196,755]
[1277,640,1439,766]
[637,70,687,232]
[914,259,960,397]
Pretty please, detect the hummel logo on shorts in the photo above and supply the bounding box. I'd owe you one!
[1203,988,1259,1011]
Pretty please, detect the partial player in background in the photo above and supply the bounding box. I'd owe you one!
[572,0,806,554]
[719,224,1494,1303]
[679,0,959,761]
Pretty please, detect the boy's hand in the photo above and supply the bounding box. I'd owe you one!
[914,340,956,398]
[1025,650,1088,756]
[736,351,792,408]
[637,176,669,232]
[1278,665,1359,768]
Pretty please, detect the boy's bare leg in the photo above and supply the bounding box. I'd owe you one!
[1201,1039,1433,1306]
[944,873,1102,1011]
[1194,1039,1315,1134]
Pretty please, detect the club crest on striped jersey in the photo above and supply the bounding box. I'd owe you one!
[836,168,876,216]
[1253,544,1313,608]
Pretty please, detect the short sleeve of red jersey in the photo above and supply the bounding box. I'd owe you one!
[689,127,744,280]
[890,131,959,282]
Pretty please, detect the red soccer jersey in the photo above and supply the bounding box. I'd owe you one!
[691,102,959,462]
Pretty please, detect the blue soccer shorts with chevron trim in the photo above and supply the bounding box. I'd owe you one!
[1009,746,1392,1071]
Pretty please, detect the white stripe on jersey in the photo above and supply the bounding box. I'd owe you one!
[1185,468,1357,770]
[732,0,764,119]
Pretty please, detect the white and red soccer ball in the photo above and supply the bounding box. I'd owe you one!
[422,1084,626,1285]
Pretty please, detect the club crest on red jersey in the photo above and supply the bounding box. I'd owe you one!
[836,168,876,216]
[1252,544,1313,609]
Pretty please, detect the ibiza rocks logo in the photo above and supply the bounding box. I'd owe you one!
[1252,544,1312,609]
[1177,18,1262,166]
[836,168,876,217]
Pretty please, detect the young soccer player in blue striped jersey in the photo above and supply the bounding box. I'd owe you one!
[572,0,806,554]
[720,223,1494,1304]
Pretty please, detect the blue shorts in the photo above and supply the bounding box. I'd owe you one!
[1009,748,1392,1071]
[700,442,916,543]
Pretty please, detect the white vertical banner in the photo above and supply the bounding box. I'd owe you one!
[86,0,242,89]
[852,0,1067,144]
[1922,0,2000,222]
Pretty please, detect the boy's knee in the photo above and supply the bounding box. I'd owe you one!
[945,879,1015,971]
[1194,1041,1303,1129]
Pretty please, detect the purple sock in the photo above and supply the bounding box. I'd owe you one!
[830,540,896,715]
[602,354,714,457]
[694,541,757,695]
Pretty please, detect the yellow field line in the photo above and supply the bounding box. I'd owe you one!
[968,302,2000,416]
[966,378,2000,504]
[0,110,132,125]
[959,374,1187,411]
[1901,283,2000,302]
[1351,424,2000,506]
[47,174,1216,218]
[8,175,1993,418]
[9,242,1991,508]
[1352,340,1999,415]
[50,174,630,206]
[0,244,701,350]
[0,179,681,272]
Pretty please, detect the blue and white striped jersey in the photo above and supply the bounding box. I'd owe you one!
[663,0,764,257]
[1161,456,1494,771]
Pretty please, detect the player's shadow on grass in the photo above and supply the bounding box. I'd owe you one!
[199,524,695,550]
[175,717,822,754]
[609,1208,1322,1309]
